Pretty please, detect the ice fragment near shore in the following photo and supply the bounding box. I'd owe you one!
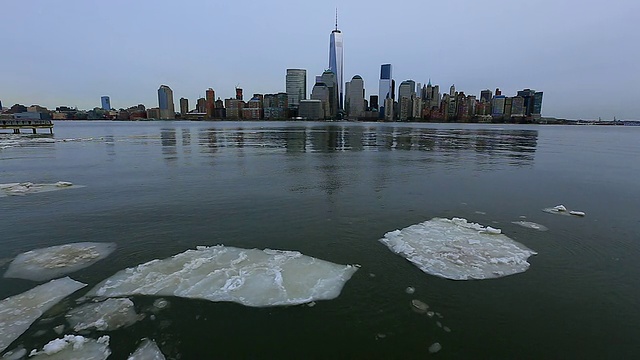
[379,218,537,280]
[0,277,86,353]
[87,245,358,307]
[4,242,116,281]
[66,298,140,332]
[0,182,83,198]
[28,335,110,360]
[512,221,548,231]
[127,339,165,360]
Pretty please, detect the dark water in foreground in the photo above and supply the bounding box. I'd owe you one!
[1,121,639,359]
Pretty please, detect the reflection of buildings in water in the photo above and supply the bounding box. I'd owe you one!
[198,129,218,154]
[181,128,192,156]
[104,135,116,158]
[160,128,177,162]
[284,128,307,153]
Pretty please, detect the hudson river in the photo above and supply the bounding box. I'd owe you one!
[1,121,639,359]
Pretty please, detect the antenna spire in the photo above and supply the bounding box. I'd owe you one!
[335,8,338,30]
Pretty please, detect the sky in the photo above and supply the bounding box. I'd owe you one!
[1,0,639,120]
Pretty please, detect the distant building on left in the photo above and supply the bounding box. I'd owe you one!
[157,85,175,119]
[101,96,111,110]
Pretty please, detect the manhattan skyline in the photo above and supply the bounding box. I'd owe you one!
[1,0,639,120]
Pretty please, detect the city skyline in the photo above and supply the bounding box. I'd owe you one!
[1,0,639,120]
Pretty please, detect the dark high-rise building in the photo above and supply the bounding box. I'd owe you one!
[379,63,393,118]
[480,90,493,103]
[286,69,307,108]
[101,96,111,110]
[517,89,536,116]
[157,85,175,119]
[179,97,189,115]
[370,95,379,110]
[206,88,215,118]
[197,98,206,113]
[235,88,243,101]
[533,92,543,116]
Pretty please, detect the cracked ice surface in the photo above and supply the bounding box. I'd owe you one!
[4,242,116,282]
[379,218,537,280]
[66,298,141,332]
[127,339,165,360]
[87,246,358,307]
[0,182,83,198]
[28,335,110,360]
[0,277,86,353]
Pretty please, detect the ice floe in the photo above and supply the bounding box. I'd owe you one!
[428,342,442,354]
[0,277,86,353]
[28,335,110,360]
[2,347,26,360]
[379,218,537,280]
[87,245,358,307]
[512,221,549,231]
[410,299,429,313]
[543,205,586,217]
[0,182,83,198]
[127,339,165,360]
[4,242,116,281]
[66,298,141,332]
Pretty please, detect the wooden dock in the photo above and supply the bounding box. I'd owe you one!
[0,119,54,134]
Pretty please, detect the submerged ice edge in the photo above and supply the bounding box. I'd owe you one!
[0,182,84,198]
[379,217,537,280]
[87,245,358,307]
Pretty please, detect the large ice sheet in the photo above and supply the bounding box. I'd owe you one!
[0,277,86,353]
[28,335,110,360]
[127,339,165,360]
[0,182,83,198]
[379,218,537,280]
[87,245,358,307]
[66,298,141,332]
[4,242,117,281]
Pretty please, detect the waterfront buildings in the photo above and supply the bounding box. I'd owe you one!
[101,96,110,111]
[179,97,189,115]
[285,69,307,109]
[197,98,206,113]
[398,80,416,120]
[345,75,365,119]
[328,12,344,110]
[311,81,330,119]
[299,100,324,120]
[157,85,175,119]
[206,88,215,118]
[378,64,393,118]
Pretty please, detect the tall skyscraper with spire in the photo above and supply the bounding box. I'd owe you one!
[329,9,344,110]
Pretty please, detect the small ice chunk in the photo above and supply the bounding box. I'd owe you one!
[553,205,567,212]
[127,339,165,360]
[411,299,429,313]
[66,298,140,331]
[4,242,116,281]
[436,321,442,328]
[0,277,86,353]
[53,325,65,335]
[426,311,435,318]
[405,287,415,294]
[0,182,83,198]
[28,335,110,360]
[569,211,585,217]
[87,246,358,307]
[379,218,537,280]
[512,221,549,231]
[2,347,27,360]
[428,342,442,354]
[307,301,316,307]
[443,326,451,333]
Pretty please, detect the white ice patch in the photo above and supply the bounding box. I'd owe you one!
[66,298,140,332]
[543,205,586,217]
[4,242,116,281]
[127,339,165,360]
[86,245,358,307]
[0,277,86,353]
[0,182,83,198]
[512,221,549,231]
[28,335,110,360]
[379,218,537,280]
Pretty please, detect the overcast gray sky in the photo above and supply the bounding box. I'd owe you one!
[1,0,638,120]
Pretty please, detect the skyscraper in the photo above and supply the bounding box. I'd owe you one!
[206,88,215,118]
[157,85,175,119]
[346,75,365,119]
[101,96,111,110]
[398,80,416,120]
[286,69,307,108]
[378,64,393,118]
[328,10,344,110]
[179,97,189,115]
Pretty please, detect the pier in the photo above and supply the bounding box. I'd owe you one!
[0,119,54,134]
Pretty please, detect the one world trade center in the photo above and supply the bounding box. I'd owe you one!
[329,10,344,111]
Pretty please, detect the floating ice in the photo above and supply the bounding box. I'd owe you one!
[411,299,429,313]
[512,221,548,231]
[543,205,586,217]
[4,242,116,281]
[87,246,358,307]
[0,277,86,353]
[405,286,415,294]
[569,211,585,217]
[0,182,83,198]
[127,339,165,360]
[2,347,26,360]
[28,335,110,360]
[379,218,537,280]
[66,298,141,332]
[428,342,442,354]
